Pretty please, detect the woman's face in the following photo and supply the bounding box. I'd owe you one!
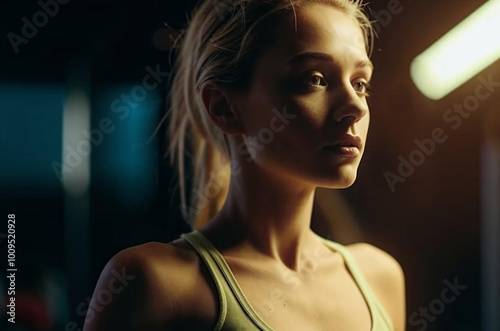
[233,3,372,189]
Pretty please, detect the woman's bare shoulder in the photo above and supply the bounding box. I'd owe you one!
[345,242,406,331]
[83,239,216,331]
[344,242,404,279]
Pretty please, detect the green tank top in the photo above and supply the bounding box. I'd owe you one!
[180,230,394,331]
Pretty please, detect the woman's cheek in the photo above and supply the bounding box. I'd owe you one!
[287,97,329,130]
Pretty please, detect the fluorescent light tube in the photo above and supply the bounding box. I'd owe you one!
[410,0,500,100]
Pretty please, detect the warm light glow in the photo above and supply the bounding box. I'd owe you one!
[410,0,500,100]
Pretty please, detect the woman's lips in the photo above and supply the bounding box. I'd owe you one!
[327,134,362,149]
[322,145,360,158]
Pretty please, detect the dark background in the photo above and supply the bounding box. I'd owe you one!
[1,0,499,330]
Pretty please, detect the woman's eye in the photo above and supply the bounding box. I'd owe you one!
[305,73,327,87]
[352,80,372,96]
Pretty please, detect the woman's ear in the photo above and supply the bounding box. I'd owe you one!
[201,82,245,135]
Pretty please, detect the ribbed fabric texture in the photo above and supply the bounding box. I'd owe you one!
[180,230,394,331]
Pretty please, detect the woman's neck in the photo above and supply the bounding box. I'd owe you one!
[199,164,321,271]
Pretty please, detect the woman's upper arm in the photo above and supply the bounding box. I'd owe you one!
[82,245,179,331]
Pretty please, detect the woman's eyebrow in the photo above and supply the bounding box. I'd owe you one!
[286,51,373,71]
[286,51,333,65]
[355,59,374,72]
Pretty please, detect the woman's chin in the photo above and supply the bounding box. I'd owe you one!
[316,170,358,189]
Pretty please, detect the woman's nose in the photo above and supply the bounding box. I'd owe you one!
[331,84,369,124]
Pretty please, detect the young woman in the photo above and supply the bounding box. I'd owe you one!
[84,0,406,330]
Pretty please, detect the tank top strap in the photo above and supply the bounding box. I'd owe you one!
[181,230,273,331]
[316,236,394,331]
[181,230,393,331]
[181,231,228,330]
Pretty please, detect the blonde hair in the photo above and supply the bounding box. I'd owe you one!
[166,0,374,227]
